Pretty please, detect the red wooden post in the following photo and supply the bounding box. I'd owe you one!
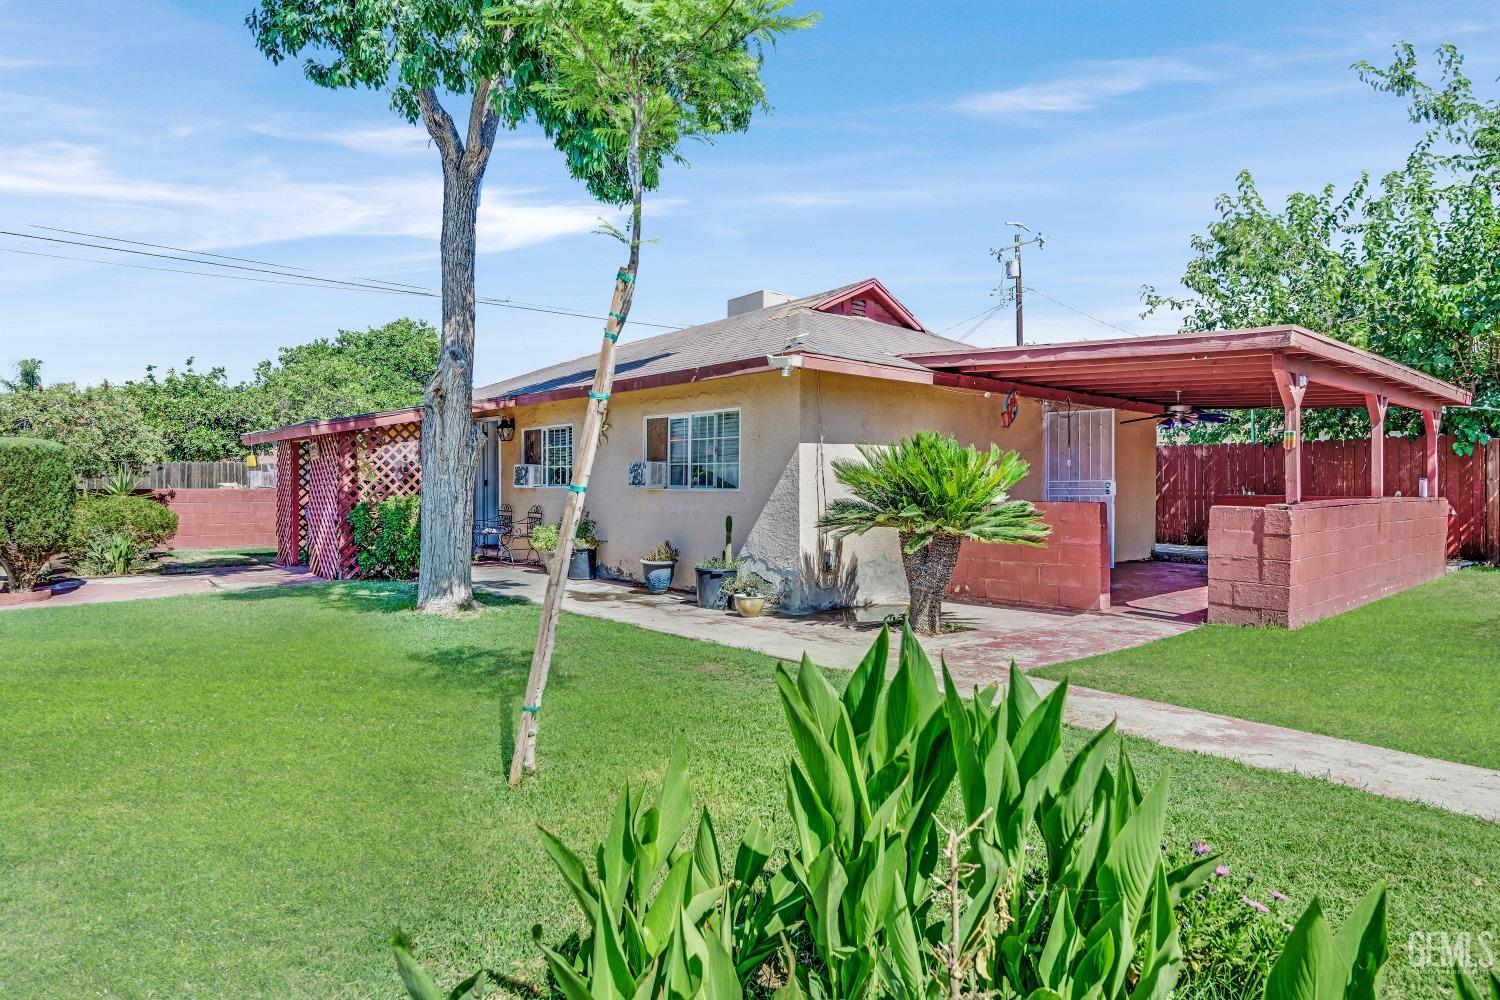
[1423,409,1441,496]
[275,439,302,567]
[1273,362,1307,503]
[1365,393,1387,498]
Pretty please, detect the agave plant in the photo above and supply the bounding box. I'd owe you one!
[98,466,139,497]
[818,432,1048,635]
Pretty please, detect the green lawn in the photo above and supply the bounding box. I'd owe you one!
[1037,567,1500,770]
[2,583,1497,997]
[148,547,278,572]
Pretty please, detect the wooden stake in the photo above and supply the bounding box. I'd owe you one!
[509,269,634,785]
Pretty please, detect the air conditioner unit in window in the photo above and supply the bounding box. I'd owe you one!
[513,464,545,488]
[645,461,668,489]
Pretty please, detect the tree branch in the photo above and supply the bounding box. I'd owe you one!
[416,87,464,165]
[461,76,502,177]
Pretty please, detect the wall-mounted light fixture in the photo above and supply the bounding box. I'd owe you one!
[766,353,802,378]
[498,416,516,441]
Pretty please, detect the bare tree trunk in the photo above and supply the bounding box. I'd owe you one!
[414,84,499,613]
[901,532,961,636]
[509,102,645,785]
[416,164,483,611]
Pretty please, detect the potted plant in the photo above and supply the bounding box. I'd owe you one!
[720,568,779,619]
[640,540,679,594]
[569,510,599,581]
[693,514,738,609]
[530,523,560,570]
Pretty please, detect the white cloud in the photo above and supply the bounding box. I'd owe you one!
[954,56,1212,115]
[248,119,553,156]
[0,141,605,253]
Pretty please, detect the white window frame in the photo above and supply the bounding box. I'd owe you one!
[520,423,574,488]
[641,408,742,492]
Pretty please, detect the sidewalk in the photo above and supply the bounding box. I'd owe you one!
[0,564,321,611]
[474,564,1500,823]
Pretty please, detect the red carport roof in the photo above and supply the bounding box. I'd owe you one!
[904,326,1471,412]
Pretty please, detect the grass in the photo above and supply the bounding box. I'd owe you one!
[1036,567,1500,770]
[2,583,1497,997]
[148,547,278,573]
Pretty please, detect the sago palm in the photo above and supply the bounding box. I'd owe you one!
[819,431,1049,634]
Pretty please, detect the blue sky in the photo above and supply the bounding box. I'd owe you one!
[3,0,1499,388]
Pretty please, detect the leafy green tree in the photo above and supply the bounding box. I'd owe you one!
[508,0,816,785]
[252,318,440,426]
[1144,43,1500,454]
[125,359,262,461]
[819,432,1049,635]
[0,382,166,479]
[247,1,609,612]
[1,358,43,392]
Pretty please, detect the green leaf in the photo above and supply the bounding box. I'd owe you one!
[1333,881,1388,1000]
[393,943,447,1000]
[842,626,889,736]
[1097,767,1170,923]
[1265,899,1347,1000]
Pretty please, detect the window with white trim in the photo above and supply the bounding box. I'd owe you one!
[644,409,740,490]
[521,425,574,486]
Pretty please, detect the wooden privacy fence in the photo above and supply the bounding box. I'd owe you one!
[1157,436,1500,562]
[85,461,277,491]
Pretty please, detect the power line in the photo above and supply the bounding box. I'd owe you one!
[2,226,687,330]
[1022,285,1142,337]
[956,303,1006,343]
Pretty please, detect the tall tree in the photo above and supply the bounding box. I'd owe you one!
[125,359,263,461]
[253,318,441,426]
[507,0,816,785]
[0,382,167,479]
[0,358,43,392]
[247,2,578,611]
[1143,43,1500,454]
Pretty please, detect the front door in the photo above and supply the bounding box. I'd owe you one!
[1043,408,1116,566]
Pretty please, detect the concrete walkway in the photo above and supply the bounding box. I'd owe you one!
[0,564,321,611]
[473,564,1500,823]
[8,561,1497,822]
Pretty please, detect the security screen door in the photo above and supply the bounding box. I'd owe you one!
[1043,408,1116,566]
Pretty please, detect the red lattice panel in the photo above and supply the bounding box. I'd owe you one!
[304,433,358,579]
[354,422,422,503]
[275,439,301,565]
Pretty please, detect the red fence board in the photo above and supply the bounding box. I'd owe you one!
[1157,437,1499,563]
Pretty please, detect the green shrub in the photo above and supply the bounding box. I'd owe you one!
[0,437,76,591]
[397,626,1395,1000]
[529,523,560,553]
[76,530,140,577]
[70,493,178,559]
[348,496,420,579]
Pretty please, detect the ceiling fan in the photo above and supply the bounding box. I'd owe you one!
[1123,393,1231,430]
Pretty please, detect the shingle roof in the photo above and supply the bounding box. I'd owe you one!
[473,280,970,401]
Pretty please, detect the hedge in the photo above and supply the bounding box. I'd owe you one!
[70,493,179,559]
[0,437,76,591]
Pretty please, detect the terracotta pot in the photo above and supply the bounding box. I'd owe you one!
[0,585,53,606]
[734,594,766,618]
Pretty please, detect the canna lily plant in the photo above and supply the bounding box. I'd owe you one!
[818,432,1049,635]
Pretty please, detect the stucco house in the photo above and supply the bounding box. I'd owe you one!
[245,277,1469,627]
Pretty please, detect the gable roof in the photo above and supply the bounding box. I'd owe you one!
[472,278,967,402]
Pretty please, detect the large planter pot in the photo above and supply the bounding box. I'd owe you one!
[694,567,734,609]
[733,594,767,618]
[0,585,53,606]
[568,547,597,581]
[640,559,676,594]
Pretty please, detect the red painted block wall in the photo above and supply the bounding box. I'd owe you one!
[949,501,1110,612]
[1207,497,1448,628]
[163,488,278,550]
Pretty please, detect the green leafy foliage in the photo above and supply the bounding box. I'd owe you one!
[1,358,42,392]
[98,467,141,497]
[1452,966,1500,1000]
[125,359,265,462]
[76,530,141,577]
[1144,43,1500,454]
[1262,883,1388,999]
[69,494,179,562]
[349,496,422,580]
[530,523,560,553]
[644,541,681,562]
[0,437,75,590]
[819,432,1049,554]
[0,381,166,479]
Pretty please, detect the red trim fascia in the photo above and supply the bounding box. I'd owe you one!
[809,278,927,332]
[241,406,425,446]
[931,372,1163,415]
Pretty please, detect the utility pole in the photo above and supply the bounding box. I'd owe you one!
[1012,230,1024,346]
[998,221,1042,346]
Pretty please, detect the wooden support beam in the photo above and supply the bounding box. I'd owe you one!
[1423,409,1441,496]
[1365,393,1387,498]
[1272,360,1307,503]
